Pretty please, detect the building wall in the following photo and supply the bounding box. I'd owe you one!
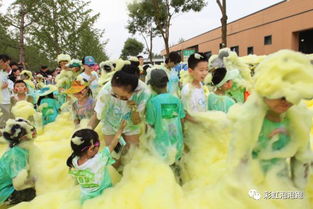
[162,0,313,56]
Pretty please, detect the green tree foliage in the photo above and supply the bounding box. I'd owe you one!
[127,1,160,63]
[0,11,51,71]
[0,0,108,71]
[73,22,108,63]
[1,0,36,64]
[138,0,206,55]
[29,0,107,61]
[120,38,144,59]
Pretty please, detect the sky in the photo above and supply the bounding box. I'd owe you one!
[1,0,285,59]
[89,0,284,59]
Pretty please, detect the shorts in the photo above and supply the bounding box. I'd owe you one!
[102,122,140,136]
[5,188,36,205]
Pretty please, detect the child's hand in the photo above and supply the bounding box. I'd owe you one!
[268,127,288,138]
[127,101,138,111]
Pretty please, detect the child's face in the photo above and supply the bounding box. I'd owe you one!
[73,88,88,100]
[21,128,36,141]
[87,141,100,158]
[31,128,37,139]
[112,86,132,101]
[14,70,21,77]
[264,97,293,114]
[59,61,69,69]
[189,61,208,82]
[221,80,233,91]
[14,83,28,94]
[72,67,80,72]
[0,59,10,70]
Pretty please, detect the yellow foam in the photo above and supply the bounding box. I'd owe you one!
[0,51,312,209]
[11,101,35,120]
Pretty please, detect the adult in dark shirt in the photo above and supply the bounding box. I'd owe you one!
[37,65,51,78]
[8,62,21,82]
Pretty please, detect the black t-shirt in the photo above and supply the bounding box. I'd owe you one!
[8,73,16,82]
[38,70,51,78]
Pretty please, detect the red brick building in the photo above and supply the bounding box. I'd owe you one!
[161,0,313,59]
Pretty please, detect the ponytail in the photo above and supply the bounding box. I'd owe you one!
[66,152,76,168]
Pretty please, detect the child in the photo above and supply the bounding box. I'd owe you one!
[67,59,82,75]
[79,56,99,96]
[146,69,185,163]
[99,60,116,85]
[37,86,60,125]
[90,66,150,147]
[181,53,209,116]
[66,122,126,203]
[0,118,36,205]
[65,81,95,126]
[11,80,34,106]
[208,68,237,113]
[146,52,181,96]
[229,50,313,189]
[34,74,45,89]
[20,70,35,90]
[57,54,71,71]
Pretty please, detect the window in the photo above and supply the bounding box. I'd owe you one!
[264,35,272,45]
[247,47,254,55]
[230,46,239,56]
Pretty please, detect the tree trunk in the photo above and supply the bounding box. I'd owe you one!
[164,37,170,56]
[149,29,153,64]
[221,15,228,47]
[164,24,170,56]
[217,0,228,48]
[19,10,26,64]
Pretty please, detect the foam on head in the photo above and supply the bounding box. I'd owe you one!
[254,50,313,104]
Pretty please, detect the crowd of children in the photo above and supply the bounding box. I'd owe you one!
[0,48,313,207]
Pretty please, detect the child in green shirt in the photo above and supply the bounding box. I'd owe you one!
[146,69,185,163]
[208,67,237,113]
[67,122,126,203]
[0,118,36,205]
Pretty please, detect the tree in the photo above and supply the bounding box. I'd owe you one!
[127,1,160,63]
[29,0,108,61]
[138,0,206,56]
[0,0,108,70]
[1,0,36,64]
[74,22,109,63]
[120,38,144,59]
[216,0,227,47]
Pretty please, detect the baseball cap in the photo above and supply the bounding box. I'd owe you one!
[147,69,169,88]
[83,56,96,67]
[66,59,82,68]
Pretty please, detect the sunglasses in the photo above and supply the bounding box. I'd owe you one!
[81,141,100,152]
